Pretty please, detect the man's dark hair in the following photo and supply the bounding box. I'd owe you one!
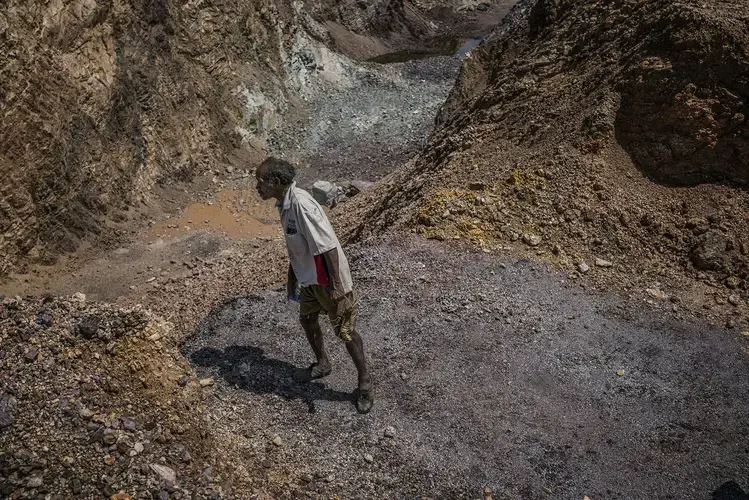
[258,157,295,186]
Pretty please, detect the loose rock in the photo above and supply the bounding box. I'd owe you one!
[27,476,43,488]
[522,234,543,247]
[646,288,667,300]
[150,464,177,483]
[725,276,740,289]
[24,347,39,363]
[0,393,15,429]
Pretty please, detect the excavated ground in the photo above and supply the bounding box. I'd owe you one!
[2,0,749,498]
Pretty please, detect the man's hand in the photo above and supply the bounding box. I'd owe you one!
[330,287,346,302]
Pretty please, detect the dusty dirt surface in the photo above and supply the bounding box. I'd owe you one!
[183,236,749,499]
[0,177,283,305]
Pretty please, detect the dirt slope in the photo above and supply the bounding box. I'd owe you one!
[0,295,220,498]
[342,0,749,327]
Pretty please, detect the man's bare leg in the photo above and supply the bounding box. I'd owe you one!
[344,330,372,389]
[296,314,332,381]
[344,329,374,413]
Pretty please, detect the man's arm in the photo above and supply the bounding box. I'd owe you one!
[322,248,345,301]
[287,264,298,300]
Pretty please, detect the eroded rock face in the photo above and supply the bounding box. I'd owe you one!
[1,0,295,276]
[615,29,749,186]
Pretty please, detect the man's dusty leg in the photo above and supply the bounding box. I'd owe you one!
[296,314,332,381]
[344,330,374,413]
[344,330,371,388]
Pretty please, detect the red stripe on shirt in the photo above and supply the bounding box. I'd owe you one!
[314,255,330,286]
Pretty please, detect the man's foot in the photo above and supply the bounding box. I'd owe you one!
[293,361,332,383]
[356,384,374,414]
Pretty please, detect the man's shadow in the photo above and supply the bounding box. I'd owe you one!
[713,481,749,500]
[190,344,353,414]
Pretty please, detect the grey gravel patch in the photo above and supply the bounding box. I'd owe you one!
[184,236,749,499]
[269,56,460,185]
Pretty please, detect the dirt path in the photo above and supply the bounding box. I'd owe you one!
[184,236,749,499]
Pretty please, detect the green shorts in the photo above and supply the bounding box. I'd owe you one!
[299,285,358,342]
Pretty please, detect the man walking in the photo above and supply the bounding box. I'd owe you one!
[255,157,374,414]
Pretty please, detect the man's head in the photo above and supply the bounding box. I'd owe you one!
[255,157,296,201]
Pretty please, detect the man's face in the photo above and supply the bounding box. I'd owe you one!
[255,170,274,200]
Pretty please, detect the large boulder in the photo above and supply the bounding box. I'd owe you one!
[311,181,346,207]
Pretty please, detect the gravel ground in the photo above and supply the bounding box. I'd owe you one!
[183,236,749,499]
[268,56,461,186]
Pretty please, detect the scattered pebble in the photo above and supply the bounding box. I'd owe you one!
[522,234,543,247]
[27,476,43,488]
[150,464,177,483]
[24,348,39,363]
[646,288,667,300]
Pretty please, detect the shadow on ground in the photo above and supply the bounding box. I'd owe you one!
[190,344,354,414]
[714,481,749,500]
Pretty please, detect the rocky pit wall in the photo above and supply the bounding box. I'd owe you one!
[0,0,283,277]
[342,0,749,318]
